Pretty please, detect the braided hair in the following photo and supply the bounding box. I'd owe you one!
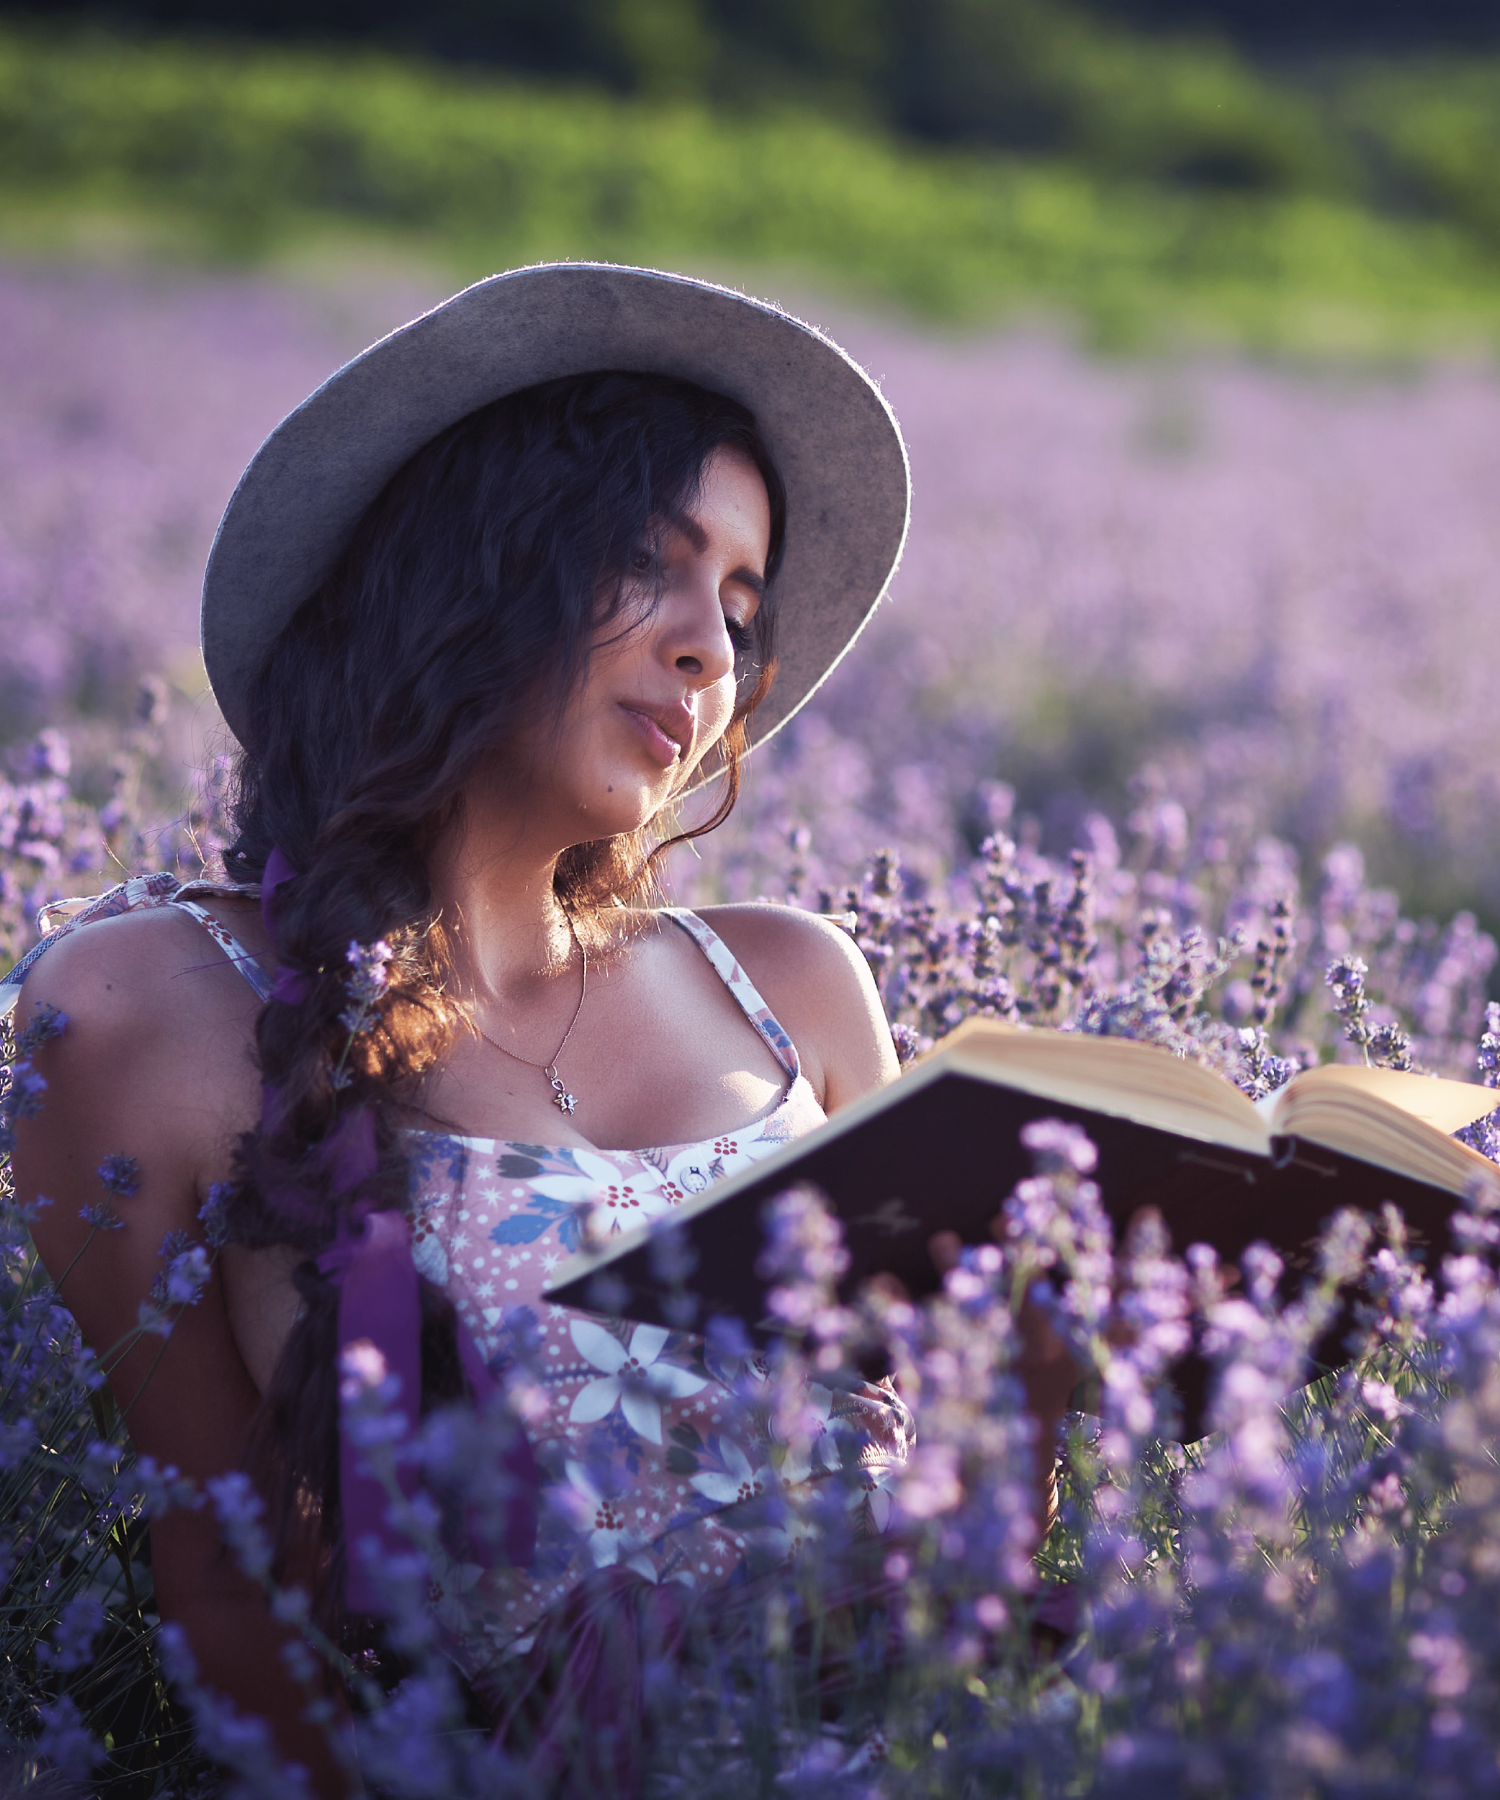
[218,371,785,1616]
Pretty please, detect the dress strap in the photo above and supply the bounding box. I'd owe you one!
[0,872,273,1018]
[1,872,180,1019]
[168,899,276,1003]
[660,908,800,1083]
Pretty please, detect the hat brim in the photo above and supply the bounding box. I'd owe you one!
[201,262,910,762]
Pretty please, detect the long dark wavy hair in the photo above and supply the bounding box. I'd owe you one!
[218,370,786,1617]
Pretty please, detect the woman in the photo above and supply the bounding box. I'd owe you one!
[7,265,1075,1792]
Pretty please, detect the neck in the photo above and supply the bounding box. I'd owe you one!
[426,791,578,1014]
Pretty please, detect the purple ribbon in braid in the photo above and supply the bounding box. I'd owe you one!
[260,847,537,1614]
[261,845,313,1008]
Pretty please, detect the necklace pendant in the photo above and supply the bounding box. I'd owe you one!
[548,1070,577,1116]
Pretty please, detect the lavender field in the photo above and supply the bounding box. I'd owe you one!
[10,251,1500,1793]
[4,257,1500,938]
[694,326,1500,926]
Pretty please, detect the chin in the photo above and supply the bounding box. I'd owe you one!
[570,774,672,842]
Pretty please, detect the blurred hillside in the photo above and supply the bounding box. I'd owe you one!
[1093,0,1499,51]
[4,14,1500,353]
[14,0,1500,94]
[10,0,1500,200]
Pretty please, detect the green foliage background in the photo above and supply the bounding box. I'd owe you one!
[3,15,1500,352]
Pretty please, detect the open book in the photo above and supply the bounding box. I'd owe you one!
[546,1020,1498,1429]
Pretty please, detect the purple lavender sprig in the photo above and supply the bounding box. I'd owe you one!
[35,1593,104,1674]
[1326,953,1374,1059]
[330,936,394,1090]
[341,937,394,1026]
[139,1231,214,1337]
[1236,1025,1297,1100]
[1478,1001,1500,1090]
[1251,896,1295,1029]
[96,1154,140,1197]
[0,1003,67,1159]
[1325,956,1418,1071]
[197,1181,233,1248]
[77,1152,140,1233]
[1368,1018,1414,1071]
[1001,1117,1113,1356]
[1457,1004,1500,1164]
[757,1183,856,1373]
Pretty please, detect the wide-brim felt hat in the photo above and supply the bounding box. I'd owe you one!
[201,262,911,759]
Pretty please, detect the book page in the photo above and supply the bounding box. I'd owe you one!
[1272,1063,1498,1137]
[934,1020,1273,1155]
[1271,1064,1499,1199]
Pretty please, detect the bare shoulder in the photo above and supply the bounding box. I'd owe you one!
[13,903,264,1226]
[691,903,899,1111]
[694,900,868,980]
[14,902,265,1076]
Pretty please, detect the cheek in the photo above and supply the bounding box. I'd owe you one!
[705,675,739,737]
[687,678,739,768]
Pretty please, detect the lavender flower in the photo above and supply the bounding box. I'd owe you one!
[36,1593,104,1672]
[7,279,1500,1776]
[198,1179,233,1247]
[205,1471,275,1587]
[1368,1018,1414,1071]
[339,936,393,1035]
[15,1001,67,1056]
[157,1624,318,1800]
[648,1217,700,1330]
[0,1415,37,1471]
[32,1694,103,1783]
[1326,954,1373,1055]
[148,1238,212,1310]
[1236,1025,1297,1099]
[1251,896,1294,1028]
[121,1454,204,1520]
[0,1060,48,1158]
[1457,1107,1500,1164]
[757,1184,856,1370]
[1001,1119,1113,1356]
[96,1153,140,1196]
[1478,1001,1500,1088]
[328,937,395,1088]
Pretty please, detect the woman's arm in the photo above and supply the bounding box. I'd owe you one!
[12,910,356,1797]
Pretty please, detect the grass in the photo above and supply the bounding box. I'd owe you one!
[4,24,1500,354]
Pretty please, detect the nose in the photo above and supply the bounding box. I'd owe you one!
[659,571,736,690]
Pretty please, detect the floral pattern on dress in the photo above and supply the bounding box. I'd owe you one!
[398,909,915,1684]
[169,897,276,1001]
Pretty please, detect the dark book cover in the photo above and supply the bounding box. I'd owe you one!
[547,1065,1473,1438]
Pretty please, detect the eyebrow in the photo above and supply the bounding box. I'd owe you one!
[663,509,766,600]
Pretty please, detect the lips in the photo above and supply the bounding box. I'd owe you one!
[619,701,691,769]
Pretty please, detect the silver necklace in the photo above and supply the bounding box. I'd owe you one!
[475,913,588,1116]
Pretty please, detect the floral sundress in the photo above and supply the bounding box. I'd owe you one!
[401,909,912,1677]
[3,887,913,1683]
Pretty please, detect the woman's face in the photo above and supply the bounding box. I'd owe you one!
[516,445,772,844]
